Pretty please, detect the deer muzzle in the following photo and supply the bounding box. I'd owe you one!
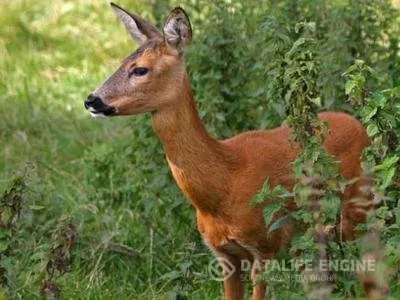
[84,94,116,117]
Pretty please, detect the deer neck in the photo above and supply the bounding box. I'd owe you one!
[151,74,235,215]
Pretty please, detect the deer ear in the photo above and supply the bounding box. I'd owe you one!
[110,3,161,45]
[163,7,192,54]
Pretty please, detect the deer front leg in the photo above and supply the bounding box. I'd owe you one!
[251,260,266,300]
[251,253,273,300]
[220,255,245,300]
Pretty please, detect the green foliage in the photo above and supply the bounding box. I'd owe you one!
[252,9,399,298]
[251,181,292,229]
[254,21,346,298]
[1,0,400,299]
[343,60,400,297]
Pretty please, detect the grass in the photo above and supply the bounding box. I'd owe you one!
[0,1,221,299]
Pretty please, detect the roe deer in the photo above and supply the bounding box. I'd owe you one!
[84,3,371,299]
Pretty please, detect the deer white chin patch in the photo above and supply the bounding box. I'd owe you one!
[90,111,107,118]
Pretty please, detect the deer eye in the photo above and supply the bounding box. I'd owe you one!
[129,67,149,77]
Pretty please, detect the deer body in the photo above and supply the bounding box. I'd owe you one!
[152,73,369,300]
[85,4,370,299]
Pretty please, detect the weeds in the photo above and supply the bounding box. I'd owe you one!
[42,217,77,300]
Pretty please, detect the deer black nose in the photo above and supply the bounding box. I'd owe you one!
[84,94,104,110]
[84,94,116,116]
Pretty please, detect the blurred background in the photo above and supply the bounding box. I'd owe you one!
[1,0,399,299]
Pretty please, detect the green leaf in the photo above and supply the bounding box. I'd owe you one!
[310,97,322,107]
[251,180,272,206]
[380,156,399,169]
[215,113,225,121]
[271,185,292,198]
[360,106,377,122]
[0,240,8,252]
[355,59,365,67]
[287,38,306,57]
[291,234,314,251]
[345,80,355,95]
[381,167,396,189]
[370,92,387,108]
[291,209,313,224]
[343,64,358,75]
[268,214,291,232]
[263,202,283,227]
[366,123,379,137]
[355,74,366,86]
[250,181,291,207]
[321,195,341,223]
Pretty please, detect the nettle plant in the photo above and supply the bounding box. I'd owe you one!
[253,22,400,298]
[251,21,346,298]
[343,60,400,296]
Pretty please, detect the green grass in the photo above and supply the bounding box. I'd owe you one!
[0,1,221,299]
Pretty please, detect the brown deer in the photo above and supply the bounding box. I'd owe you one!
[84,3,371,299]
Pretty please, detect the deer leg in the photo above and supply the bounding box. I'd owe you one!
[341,175,373,240]
[251,258,267,300]
[221,255,245,300]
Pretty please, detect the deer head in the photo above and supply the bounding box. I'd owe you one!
[84,3,192,117]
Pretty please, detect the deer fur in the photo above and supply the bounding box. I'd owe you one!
[85,4,371,300]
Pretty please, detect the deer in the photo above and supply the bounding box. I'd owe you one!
[84,3,371,300]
